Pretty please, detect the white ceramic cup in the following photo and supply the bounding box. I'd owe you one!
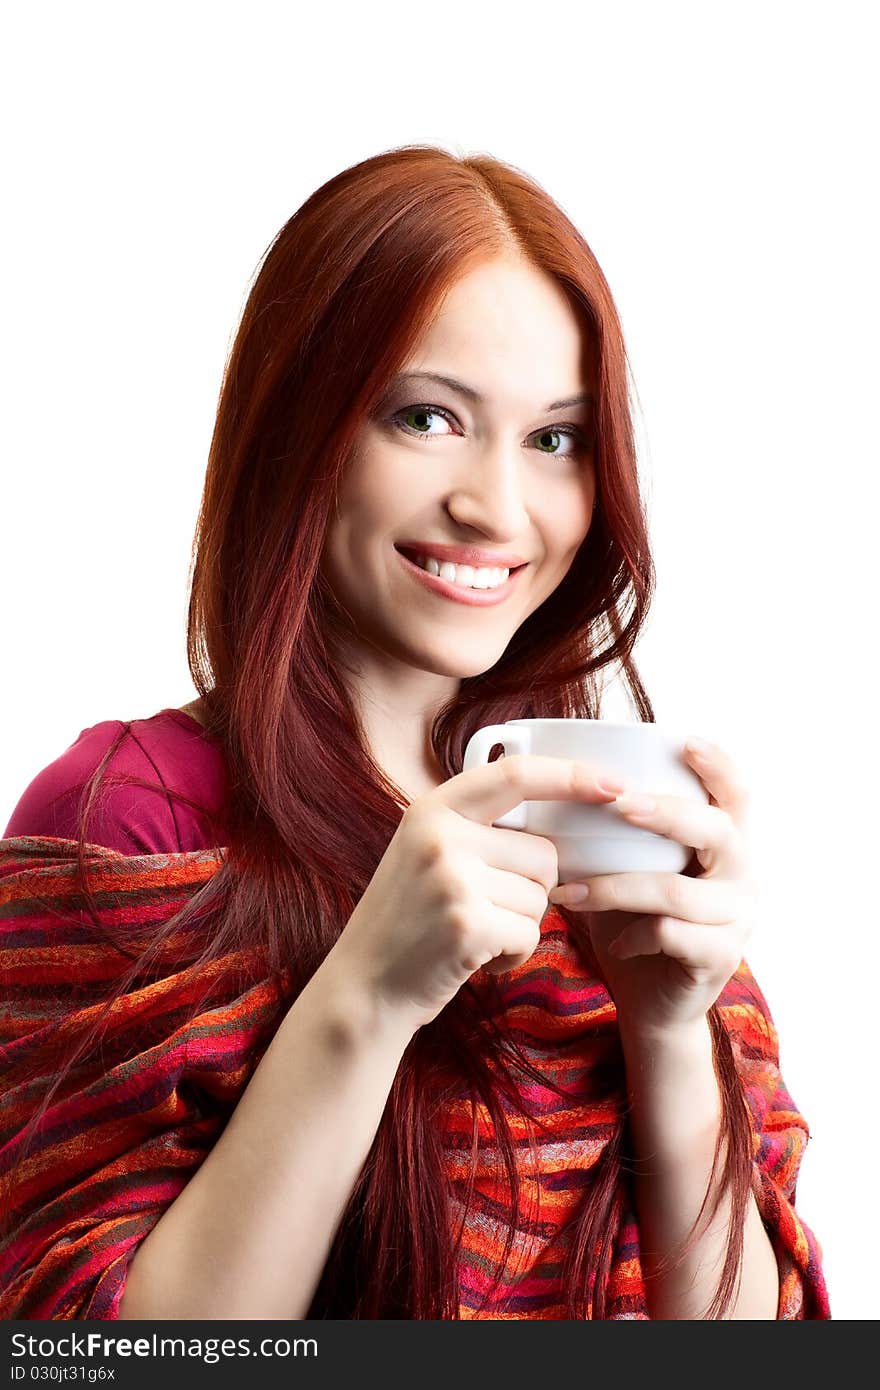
[462,718,709,880]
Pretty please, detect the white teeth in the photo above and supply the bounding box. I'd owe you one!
[416,554,510,589]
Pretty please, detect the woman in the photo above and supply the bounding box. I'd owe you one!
[0,144,829,1320]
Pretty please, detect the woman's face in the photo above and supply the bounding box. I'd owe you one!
[320,254,598,681]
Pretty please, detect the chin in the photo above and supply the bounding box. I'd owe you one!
[409,644,511,681]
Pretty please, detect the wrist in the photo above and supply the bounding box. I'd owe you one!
[617,1011,713,1061]
[618,1013,723,1164]
[315,942,422,1049]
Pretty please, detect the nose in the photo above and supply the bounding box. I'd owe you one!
[444,442,531,539]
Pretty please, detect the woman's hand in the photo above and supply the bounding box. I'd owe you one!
[548,738,760,1040]
[333,755,624,1037]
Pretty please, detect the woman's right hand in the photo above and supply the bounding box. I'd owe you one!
[331,755,625,1035]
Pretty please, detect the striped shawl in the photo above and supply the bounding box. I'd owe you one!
[0,836,831,1319]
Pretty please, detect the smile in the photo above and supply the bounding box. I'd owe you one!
[394,546,528,607]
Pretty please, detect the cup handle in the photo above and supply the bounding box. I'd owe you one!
[462,724,532,829]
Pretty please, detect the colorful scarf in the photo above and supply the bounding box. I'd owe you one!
[0,835,831,1319]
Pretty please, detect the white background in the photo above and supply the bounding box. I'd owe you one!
[2,1,876,1318]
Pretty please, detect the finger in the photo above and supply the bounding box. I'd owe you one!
[554,870,748,924]
[478,824,562,895]
[683,738,750,827]
[480,861,558,920]
[435,753,627,827]
[609,914,751,969]
[609,792,746,878]
[478,903,545,974]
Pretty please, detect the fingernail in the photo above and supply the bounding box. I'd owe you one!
[597,776,627,795]
[550,884,590,906]
[685,737,712,757]
[613,793,656,816]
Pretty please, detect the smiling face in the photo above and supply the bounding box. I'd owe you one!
[319,254,598,684]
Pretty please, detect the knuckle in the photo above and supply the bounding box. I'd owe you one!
[530,883,551,919]
[535,836,560,890]
[408,811,455,867]
[665,873,691,915]
[440,869,471,906]
[416,831,449,870]
[655,917,678,952]
[498,753,529,795]
[594,875,617,908]
[569,760,596,797]
[406,805,455,864]
[446,901,477,944]
[430,851,472,902]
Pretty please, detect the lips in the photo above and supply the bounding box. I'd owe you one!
[394,544,527,607]
[395,543,528,571]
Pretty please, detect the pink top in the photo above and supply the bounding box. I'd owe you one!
[2,708,227,855]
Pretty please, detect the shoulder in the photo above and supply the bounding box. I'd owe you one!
[3,709,228,855]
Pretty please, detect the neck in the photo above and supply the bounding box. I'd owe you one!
[338,658,458,806]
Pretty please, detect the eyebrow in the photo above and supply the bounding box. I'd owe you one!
[389,371,594,413]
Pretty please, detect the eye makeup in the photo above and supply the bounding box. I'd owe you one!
[387,402,592,459]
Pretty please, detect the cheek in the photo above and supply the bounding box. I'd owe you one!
[538,482,595,563]
[338,462,422,547]
[324,478,389,561]
[568,484,597,555]
[319,495,397,604]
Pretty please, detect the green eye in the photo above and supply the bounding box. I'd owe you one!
[401,407,446,434]
[390,403,590,456]
[535,429,564,454]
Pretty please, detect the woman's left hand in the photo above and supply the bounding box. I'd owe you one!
[548,739,760,1038]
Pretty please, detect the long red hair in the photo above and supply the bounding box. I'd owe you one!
[6,144,755,1318]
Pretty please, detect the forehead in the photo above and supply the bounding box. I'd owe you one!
[402,257,596,403]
